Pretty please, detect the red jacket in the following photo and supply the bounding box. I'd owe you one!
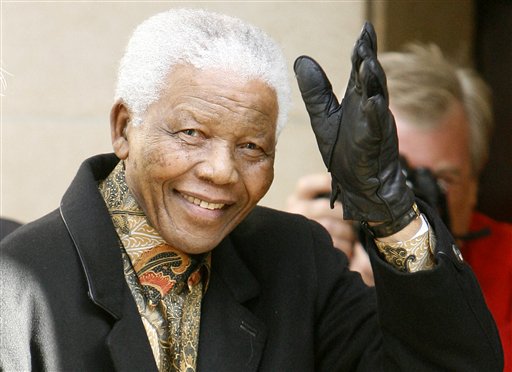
[463,212,512,371]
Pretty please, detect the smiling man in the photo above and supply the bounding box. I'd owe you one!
[111,64,278,254]
[0,9,503,372]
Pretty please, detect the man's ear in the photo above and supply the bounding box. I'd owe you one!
[110,101,131,160]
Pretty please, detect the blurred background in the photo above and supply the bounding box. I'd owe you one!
[1,0,510,225]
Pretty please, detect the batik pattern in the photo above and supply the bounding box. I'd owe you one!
[99,161,210,372]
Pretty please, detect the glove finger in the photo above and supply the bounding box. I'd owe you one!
[363,94,390,142]
[361,22,378,55]
[351,22,378,64]
[359,54,389,103]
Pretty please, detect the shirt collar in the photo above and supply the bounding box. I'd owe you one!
[98,161,211,292]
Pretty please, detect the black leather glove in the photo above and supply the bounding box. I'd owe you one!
[294,22,417,238]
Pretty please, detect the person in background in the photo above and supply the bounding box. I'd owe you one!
[288,43,512,370]
[0,11,503,371]
[287,174,375,286]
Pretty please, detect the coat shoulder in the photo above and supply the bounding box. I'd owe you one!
[1,209,67,257]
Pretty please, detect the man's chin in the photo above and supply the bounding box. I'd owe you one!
[161,233,222,255]
[156,214,242,253]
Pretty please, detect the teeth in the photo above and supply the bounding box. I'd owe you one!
[183,194,225,210]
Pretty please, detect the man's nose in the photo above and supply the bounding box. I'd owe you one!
[197,143,239,185]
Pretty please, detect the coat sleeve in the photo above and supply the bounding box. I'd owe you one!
[0,253,62,371]
[367,199,503,371]
[312,199,504,371]
[309,219,383,371]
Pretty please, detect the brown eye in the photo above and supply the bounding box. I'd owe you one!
[242,143,258,150]
[238,142,268,160]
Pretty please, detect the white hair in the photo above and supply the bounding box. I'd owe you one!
[115,8,290,136]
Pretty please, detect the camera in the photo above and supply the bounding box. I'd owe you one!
[399,156,451,231]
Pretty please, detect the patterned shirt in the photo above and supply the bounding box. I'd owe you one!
[99,161,210,371]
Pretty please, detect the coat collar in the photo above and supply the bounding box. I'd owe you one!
[59,154,157,371]
[60,153,125,318]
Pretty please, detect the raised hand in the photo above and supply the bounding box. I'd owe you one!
[294,22,417,238]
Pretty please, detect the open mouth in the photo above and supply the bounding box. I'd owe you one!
[182,193,226,210]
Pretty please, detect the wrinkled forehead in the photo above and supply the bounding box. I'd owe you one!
[162,64,278,115]
[144,64,279,136]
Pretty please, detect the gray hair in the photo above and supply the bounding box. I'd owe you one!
[380,44,494,176]
[115,8,290,136]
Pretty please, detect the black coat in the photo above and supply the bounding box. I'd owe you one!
[0,154,503,371]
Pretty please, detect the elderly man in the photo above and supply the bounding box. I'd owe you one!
[0,9,503,371]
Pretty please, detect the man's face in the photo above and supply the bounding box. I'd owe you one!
[394,101,477,237]
[112,65,278,254]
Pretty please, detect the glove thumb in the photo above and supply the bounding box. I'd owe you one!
[294,56,340,119]
[294,56,341,167]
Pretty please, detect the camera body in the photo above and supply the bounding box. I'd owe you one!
[400,157,451,231]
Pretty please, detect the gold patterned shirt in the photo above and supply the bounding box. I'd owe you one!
[375,212,436,273]
[99,161,210,372]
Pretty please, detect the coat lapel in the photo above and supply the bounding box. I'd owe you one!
[105,291,158,371]
[197,237,267,372]
[60,154,157,371]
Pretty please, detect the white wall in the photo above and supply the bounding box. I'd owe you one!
[1,2,365,224]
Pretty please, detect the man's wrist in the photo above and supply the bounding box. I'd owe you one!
[364,203,421,238]
[374,214,436,272]
[375,211,422,243]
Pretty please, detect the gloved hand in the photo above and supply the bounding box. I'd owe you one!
[294,22,417,238]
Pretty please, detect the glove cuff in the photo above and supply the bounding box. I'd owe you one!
[363,203,420,238]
